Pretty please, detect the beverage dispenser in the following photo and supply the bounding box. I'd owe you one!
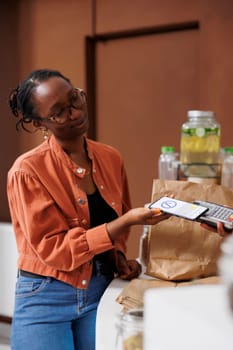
[179,110,221,183]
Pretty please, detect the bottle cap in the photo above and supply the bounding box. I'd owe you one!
[161,146,174,153]
[224,147,233,154]
[187,110,215,118]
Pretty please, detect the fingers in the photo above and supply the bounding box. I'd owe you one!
[200,223,217,233]
[151,208,162,216]
[151,207,171,218]
[217,222,227,236]
[128,207,170,226]
[147,208,170,225]
[200,222,228,237]
[118,260,142,280]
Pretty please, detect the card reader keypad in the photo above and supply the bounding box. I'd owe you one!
[195,201,233,222]
[208,206,233,221]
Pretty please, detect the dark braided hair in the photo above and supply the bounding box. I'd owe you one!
[8,69,70,132]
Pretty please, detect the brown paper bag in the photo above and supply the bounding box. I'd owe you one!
[116,276,221,310]
[116,278,176,310]
[146,179,233,281]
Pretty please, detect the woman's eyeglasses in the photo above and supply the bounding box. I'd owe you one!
[38,88,86,125]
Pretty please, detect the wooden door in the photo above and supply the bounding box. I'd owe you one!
[94,25,200,257]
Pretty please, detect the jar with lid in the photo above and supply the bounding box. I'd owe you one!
[115,309,144,350]
[158,146,179,180]
[221,147,233,189]
[218,235,233,314]
[180,110,221,165]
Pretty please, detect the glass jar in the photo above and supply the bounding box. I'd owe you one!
[180,110,221,165]
[115,309,144,350]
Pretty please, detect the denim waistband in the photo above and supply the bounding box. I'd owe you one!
[18,269,48,279]
[18,257,115,280]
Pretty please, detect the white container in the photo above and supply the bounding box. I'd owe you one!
[158,146,178,180]
[221,147,233,189]
[218,235,233,314]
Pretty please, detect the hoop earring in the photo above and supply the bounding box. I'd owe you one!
[42,128,49,140]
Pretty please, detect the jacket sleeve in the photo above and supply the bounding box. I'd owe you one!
[7,171,114,272]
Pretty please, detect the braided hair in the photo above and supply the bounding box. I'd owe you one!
[8,69,70,131]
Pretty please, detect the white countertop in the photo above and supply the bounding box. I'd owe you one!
[96,277,233,350]
[96,278,128,350]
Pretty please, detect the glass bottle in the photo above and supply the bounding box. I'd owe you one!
[221,147,233,189]
[180,110,221,165]
[138,225,149,268]
[158,146,178,180]
[115,309,144,350]
[139,203,151,268]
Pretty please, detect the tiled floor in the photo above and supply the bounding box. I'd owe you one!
[0,323,11,350]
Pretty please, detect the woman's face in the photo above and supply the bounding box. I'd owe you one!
[33,76,89,140]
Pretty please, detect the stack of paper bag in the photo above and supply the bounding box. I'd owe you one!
[116,276,220,310]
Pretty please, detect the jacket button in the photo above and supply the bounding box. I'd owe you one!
[78,198,85,205]
[76,167,84,174]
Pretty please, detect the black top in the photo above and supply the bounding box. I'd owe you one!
[87,188,118,227]
[87,189,118,271]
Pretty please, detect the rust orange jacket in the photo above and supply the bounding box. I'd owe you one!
[7,135,132,288]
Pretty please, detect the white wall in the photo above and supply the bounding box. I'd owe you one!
[0,223,18,317]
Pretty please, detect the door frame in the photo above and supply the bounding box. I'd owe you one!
[85,21,199,140]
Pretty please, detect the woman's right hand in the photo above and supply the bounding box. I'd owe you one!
[124,207,170,226]
[106,207,170,242]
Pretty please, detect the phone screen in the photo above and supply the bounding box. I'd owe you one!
[149,197,208,220]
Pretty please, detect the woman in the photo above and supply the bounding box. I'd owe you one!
[7,68,170,350]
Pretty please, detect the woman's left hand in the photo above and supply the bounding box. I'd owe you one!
[200,222,232,237]
[115,251,142,280]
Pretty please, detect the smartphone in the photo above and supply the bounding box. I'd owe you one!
[149,197,209,221]
[193,200,233,232]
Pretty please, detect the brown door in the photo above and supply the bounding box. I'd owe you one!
[95,26,200,257]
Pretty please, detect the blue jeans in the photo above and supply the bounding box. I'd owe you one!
[11,269,113,350]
